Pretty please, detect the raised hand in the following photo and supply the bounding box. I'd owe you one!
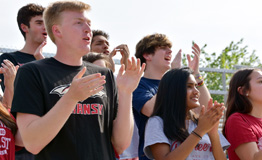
[116,57,146,94]
[171,49,182,69]
[34,40,46,60]
[0,59,19,89]
[115,44,130,67]
[66,67,106,102]
[187,43,201,73]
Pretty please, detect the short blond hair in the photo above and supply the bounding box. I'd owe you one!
[43,1,91,43]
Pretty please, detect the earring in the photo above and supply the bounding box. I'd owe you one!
[246,93,249,97]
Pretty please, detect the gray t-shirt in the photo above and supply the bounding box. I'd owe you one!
[119,122,139,159]
[144,116,230,160]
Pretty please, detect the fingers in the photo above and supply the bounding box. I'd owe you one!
[186,54,191,64]
[115,44,130,56]
[200,105,205,117]
[1,59,16,75]
[70,71,106,101]
[137,58,146,76]
[117,64,125,76]
[39,40,47,49]
[207,101,225,123]
[207,98,213,110]
[74,67,86,80]
[109,49,117,57]
[171,49,182,69]
[192,43,200,55]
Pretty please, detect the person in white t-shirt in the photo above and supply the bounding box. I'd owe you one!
[144,67,230,160]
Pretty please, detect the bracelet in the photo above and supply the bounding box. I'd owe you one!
[194,73,203,81]
[191,131,202,140]
[197,80,204,87]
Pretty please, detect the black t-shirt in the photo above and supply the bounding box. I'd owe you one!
[11,57,118,160]
[0,51,35,91]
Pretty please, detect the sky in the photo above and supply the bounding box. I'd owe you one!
[0,0,262,63]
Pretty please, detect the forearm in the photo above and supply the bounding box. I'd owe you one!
[209,132,227,160]
[2,87,14,109]
[254,151,262,160]
[163,132,202,160]
[15,129,24,147]
[17,93,78,154]
[141,95,156,117]
[112,90,134,154]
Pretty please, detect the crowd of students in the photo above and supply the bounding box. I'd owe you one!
[0,1,262,160]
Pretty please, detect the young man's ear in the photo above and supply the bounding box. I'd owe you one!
[20,23,29,33]
[52,25,62,38]
[143,53,152,61]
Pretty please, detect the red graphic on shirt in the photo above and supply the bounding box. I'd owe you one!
[72,103,103,115]
[171,140,212,152]
[0,122,11,155]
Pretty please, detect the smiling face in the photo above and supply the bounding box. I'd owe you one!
[26,15,47,44]
[246,70,262,107]
[56,10,92,56]
[91,35,110,55]
[186,74,200,111]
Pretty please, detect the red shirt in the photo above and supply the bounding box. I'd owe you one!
[225,112,262,160]
[0,120,15,160]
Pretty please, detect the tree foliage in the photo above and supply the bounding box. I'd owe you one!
[183,39,262,103]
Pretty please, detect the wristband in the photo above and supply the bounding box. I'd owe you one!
[191,131,202,140]
[194,73,203,81]
[197,80,204,87]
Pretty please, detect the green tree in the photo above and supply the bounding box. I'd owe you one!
[183,39,262,103]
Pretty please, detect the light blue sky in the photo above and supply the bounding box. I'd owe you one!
[1,0,262,63]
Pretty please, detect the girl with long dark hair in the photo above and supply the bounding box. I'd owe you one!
[143,67,229,160]
[223,68,262,160]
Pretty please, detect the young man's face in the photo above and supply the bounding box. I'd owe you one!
[27,15,47,44]
[57,10,92,55]
[147,46,172,72]
[91,35,110,55]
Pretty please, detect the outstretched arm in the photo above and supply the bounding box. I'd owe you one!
[187,43,211,115]
[112,57,145,154]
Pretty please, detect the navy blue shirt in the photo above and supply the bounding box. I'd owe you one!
[132,77,160,160]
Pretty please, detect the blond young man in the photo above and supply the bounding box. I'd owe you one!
[11,1,145,160]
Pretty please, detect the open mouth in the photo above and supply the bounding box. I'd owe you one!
[103,50,110,55]
[191,97,199,101]
[83,37,90,41]
[42,33,47,37]
[164,56,171,61]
